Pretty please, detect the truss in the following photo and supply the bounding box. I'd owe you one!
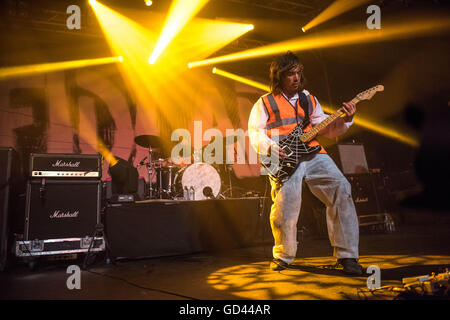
[225,0,329,17]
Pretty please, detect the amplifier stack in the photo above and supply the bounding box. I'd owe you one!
[15,153,105,259]
[330,143,396,234]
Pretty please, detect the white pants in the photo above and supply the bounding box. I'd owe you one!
[270,153,359,264]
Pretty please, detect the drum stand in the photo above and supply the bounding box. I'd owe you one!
[217,164,233,199]
[226,164,233,198]
[155,159,175,200]
[166,165,174,199]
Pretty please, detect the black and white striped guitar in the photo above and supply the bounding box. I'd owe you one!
[260,85,384,183]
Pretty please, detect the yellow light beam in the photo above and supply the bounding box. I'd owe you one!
[76,110,118,166]
[189,15,450,68]
[0,56,121,81]
[212,67,269,92]
[98,141,118,166]
[302,0,370,32]
[212,67,419,147]
[89,0,257,151]
[353,116,419,147]
[148,0,209,64]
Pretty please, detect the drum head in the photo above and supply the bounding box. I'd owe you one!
[181,163,221,200]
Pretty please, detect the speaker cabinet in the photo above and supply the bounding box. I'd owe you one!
[346,174,381,215]
[105,198,268,259]
[25,179,101,240]
[0,148,15,270]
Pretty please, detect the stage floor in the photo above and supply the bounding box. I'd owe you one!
[1,216,449,301]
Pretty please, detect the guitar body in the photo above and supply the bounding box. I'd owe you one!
[259,123,321,184]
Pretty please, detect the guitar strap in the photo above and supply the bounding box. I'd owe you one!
[297,92,311,129]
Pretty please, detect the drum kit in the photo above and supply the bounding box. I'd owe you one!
[134,134,232,200]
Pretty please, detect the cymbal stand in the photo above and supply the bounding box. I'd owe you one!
[148,146,154,199]
[157,159,163,199]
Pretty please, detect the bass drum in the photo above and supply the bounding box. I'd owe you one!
[175,163,221,200]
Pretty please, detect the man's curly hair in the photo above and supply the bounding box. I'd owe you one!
[269,51,306,95]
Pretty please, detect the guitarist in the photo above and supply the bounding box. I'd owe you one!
[248,51,364,275]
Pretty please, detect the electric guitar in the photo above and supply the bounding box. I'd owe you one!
[260,85,384,183]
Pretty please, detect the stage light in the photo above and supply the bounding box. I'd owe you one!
[145,0,153,6]
[89,0,96,5]
[188,15,450,68]
[0,56,122,80]
[117,56,123,63]
[212,67,419,147]
[301,27,305,32]
[212,67,216,74]
[148,0,209,64]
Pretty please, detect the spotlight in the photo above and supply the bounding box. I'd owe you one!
[117,56,123,63]
[248,24,254,30]
[148,56,154,64]
[301,27,306,32]
[145,0,153,6]
[89,0,96,6]
[187,62,193,68]
[212,67,216,74]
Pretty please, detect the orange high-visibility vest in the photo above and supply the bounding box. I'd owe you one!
[261,92,326,153]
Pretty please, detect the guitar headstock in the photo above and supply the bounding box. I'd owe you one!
[356,85,384,101]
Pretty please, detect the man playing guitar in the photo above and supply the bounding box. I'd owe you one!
[248,51,366,274]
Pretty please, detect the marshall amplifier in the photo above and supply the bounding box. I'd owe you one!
[347,174,381,215]
[30,153,101,179]
[16,179,105,257]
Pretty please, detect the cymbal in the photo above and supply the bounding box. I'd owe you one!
[134,135,163,149]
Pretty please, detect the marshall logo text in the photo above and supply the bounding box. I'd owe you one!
[50,210,80,219]
[52,160,81,168]
[355,197,369,203]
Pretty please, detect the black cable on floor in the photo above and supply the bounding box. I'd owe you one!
[86,269,199,300]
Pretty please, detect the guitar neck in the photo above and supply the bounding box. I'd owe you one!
[300,97,360,143]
